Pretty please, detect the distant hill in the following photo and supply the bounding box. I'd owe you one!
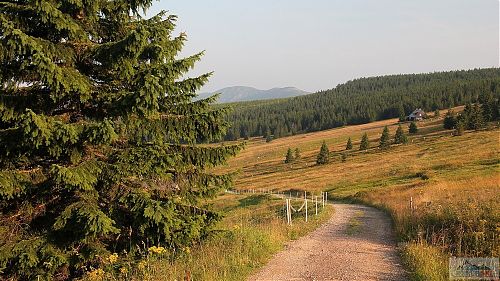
[224,68,500,140]
[197,86,309,103]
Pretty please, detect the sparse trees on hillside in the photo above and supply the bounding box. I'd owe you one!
[394,125,408,144]
[316,141,330,165]
[360,133,370,151]
[409,122,419,134]
[346,137,353,150]
[224,69,500,141]
[379,126,391,149]
[434,109,441,118]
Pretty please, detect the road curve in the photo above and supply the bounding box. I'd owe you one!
[249,203,408,281]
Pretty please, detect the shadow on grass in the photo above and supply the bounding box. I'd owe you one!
[238,194,270,208]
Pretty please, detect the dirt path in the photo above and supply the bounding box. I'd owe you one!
[249,203,408,281]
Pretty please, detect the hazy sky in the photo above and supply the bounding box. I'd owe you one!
[147,0,499,93]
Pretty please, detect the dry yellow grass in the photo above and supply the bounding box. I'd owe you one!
[219,110,499,280]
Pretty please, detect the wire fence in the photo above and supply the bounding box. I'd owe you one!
[226,189,329,226]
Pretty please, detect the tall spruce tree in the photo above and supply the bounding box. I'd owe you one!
[285,148,294,163]
[316,141,330,165]
[359,133,369,151]
[379,126,390,149]
[346,137,353,150]
[409,122,418,134]
[0,2,241,279]
[394,125,408,144]
[443,109,457,130]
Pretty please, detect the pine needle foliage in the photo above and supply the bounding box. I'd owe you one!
[379,126,390,149]
[359,133,369,151]
[346,137,353,150]
[0,2,241,279]
[316,141,329,165]
[394,125,408,144]
[285,148,294,164]
[409,122,418,134]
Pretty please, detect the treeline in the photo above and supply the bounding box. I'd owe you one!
[223,68,500,141]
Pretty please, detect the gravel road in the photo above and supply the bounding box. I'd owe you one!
[249,203,408,281]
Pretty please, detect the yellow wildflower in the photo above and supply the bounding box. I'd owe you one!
[87,268,105,280]
[137,260,147,271]
[119,267,128,274]
[106,253,118,263]
[148,246,167,255]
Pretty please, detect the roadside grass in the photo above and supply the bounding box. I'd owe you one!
[83,194,333,281]
[220,111,499,281]
[402,242,449,281]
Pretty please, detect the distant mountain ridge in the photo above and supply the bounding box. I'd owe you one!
[197,86,309,103]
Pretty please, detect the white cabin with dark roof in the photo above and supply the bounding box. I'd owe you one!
[407,108,426,121]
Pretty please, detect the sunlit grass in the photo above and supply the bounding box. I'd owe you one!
[219,110,499,280]
[83,194,333,281]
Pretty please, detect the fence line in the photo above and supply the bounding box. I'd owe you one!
[226,189,330,226]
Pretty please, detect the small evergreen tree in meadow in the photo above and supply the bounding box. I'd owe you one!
[341,153,347,163]
[316,141,330,165]
[360,133,370,151]
[0,2,241,279]
[394,125,408,144]
[409,122,418,134]
[434,109,441,118]
[379,126,391,149]
[266,134,273,143]
[285,148,295,163]
[454,120,465,136]
[346,137,353,150]
[443,109,457,130]
[294,148,301,160]
[457,103,485,130]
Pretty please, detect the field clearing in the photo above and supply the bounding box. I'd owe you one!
[220,110,499,280]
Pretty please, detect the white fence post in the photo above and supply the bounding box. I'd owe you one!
[315,196,318,215]
[305,197,308,222]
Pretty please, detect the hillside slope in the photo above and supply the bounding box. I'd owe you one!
[224,68,500,140]
[198,86,309,103]
[221,112,499,280]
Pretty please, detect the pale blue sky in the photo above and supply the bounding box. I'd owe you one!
[147,0,499,92]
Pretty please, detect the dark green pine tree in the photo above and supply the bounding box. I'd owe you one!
[359,133,370,151]
[316,141,330,165]
[443,109,457,130]
[266,134,273,143]
[294,148,301,160]
[398,103,406,122]
[379,126,391,149]
[409,122,418,134]
[285,148,294,163]
[0,2,241,279]
[434,109,441,118]
[394,125,408,144]
[346,137,353,150]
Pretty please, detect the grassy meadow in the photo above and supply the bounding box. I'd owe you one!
[219,109,499,280]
